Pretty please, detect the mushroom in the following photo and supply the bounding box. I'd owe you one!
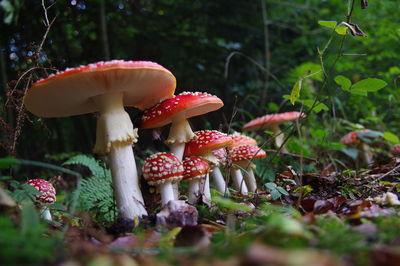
[211,148,230,195]
[141,91,223,199]
[142,152,184,206]
[229,145,267,193]
[243,112,304,152]
[184,130,233,200]
[182,156,210,204]
[230,132,258,147]
[391,144,400,157]
[26,179,56,221]
[24,60,176,219]
[340,129,374,166]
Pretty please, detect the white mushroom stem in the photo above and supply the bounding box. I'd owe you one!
[238,162,257,193]
[166,113,197,200]
[270,123,287,153]
[91,92,147,219]
[41,207,52,221]
[159,182,175,206]
[109,145,147,217]
[243,169,257,193]
[231,169,248,195]
[359,142,372,166]
[187,179,201,204]
[203,173,211,200]
[211,167,230,196]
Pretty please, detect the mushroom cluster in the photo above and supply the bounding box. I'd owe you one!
[24,60,272,224]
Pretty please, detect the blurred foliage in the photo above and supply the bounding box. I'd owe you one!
[0,0,398,165]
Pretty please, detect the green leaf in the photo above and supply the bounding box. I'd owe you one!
[303,99,329,113]
[341,148,359,160]
[352,78,387,92]
[290,78,302,105]
[265,182,277,190]
[276,186,289,195]
[0,157,17,168]
[310,129,327,140]
[318,20,337,29]
[21,201,40,235]
[334,75,352,91]
[349,88,368,96]
[271,190,281,200]
[335,26,347,35]
[383,132,400,144]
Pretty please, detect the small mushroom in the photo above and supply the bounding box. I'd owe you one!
[340,129,374,166]
[391,144,400,157]
[24,60,176,219]
[230,145,267,193]
[184,130,233,199]
[27,179,56,221]
[243,112,304,152]
[182,156,210,204]
[142,152,184,206]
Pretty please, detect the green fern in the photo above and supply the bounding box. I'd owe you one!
[63,155,115,224]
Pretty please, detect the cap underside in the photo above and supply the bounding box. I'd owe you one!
[25,66,176,117]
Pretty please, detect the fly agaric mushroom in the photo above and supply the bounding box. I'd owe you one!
[141,91,223,199]
[24,60,176,219]
[243,112,304,152]
[142,152,184,206]
[211,148,230,195]
[27,179,56,221]
[184,130,233,199]
[183,156,211,204]
[230,145,266,193]
[230,132,258,148]
[391,144,400,157]
[340,129,375,166]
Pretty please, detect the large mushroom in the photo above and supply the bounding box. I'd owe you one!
[141,91,223,199]
[142,152,184,205]
[24,60,176,219]
[27,179,56,221]
[184,130,233,200]
[243,112,304,152]
[229,145,267,193]
[182,156,211,204]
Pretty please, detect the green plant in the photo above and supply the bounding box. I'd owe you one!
[0,202,60,264]
[63,154,115,225]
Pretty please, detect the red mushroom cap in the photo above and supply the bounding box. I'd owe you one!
[182,156,210,181]
[230,133,257,148]
[340,131,360,145]
[141,91,223,129]
[24,60,176,117]
[243,112,305,131]
[26,179,56,204]
[212,148,228,165]
[391,144,400,156]
[230,145,267,163]
[340,130,375,145]
[184,130,233,157]
[142,152,184,185]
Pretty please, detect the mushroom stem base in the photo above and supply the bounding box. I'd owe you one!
[243,168,257,193]
[211,167,229,196]
[231,169,248,195]
[160,182,175,206]
[188,180,201,204]
[109,144,147,218]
